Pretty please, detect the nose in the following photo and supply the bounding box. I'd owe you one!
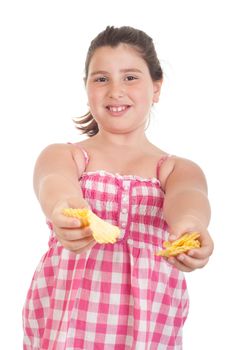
[108,81,125,99]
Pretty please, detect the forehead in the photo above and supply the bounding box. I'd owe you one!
[88,44,149,73]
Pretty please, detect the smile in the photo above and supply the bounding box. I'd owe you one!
[106,105,130,113]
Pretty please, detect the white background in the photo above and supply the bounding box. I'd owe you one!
[0,0,231,349]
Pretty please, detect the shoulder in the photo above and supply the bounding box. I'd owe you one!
[37,143,78,159]
[35,143,70,161]
[39,142,87,157]
[35,143,88,177]
[159,155,208,193]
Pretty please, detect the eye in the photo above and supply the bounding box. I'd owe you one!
[94,76,108,82]
[125,75,138,81]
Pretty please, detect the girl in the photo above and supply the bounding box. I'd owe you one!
[23,26,213,349]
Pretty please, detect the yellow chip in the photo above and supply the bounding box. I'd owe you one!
[62,208,90,227]
[156,232,201,257]
[62,208,120,244]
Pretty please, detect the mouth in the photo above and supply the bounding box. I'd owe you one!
[106,105,131,116]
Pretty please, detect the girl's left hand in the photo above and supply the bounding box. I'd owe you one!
[166,230,214,272]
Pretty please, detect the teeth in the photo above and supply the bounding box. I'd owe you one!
[108,106,127,112]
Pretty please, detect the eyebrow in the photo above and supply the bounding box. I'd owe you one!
[90,68,143,76]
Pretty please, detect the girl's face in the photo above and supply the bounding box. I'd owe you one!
[86,44,162,134]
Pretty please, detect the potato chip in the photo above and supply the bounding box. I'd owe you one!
[156,232,201,257]
[63,208,90,227]
[62,208,120,244]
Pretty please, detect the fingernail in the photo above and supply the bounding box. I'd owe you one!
[187,250,194,257]
[73,219,81,227]
[168,257,175,264]
[177,254,185,262]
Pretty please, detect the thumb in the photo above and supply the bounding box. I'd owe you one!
[167,225,189,242]
[168,231,181,242]
[168,224,202,242]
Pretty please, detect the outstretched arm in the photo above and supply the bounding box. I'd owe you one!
[34,143,89,217]
[33,143,95,254]
[160,157,213,271]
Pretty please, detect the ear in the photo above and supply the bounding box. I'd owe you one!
[152,80,163,103]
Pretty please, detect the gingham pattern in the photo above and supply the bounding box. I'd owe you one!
[23,170,189,350]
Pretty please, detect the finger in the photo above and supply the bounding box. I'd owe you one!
[168,230,188,242]
[59,217,82,229]
[59,235,95,252]
[162,256,191,272]
[187,235,214,259]
[186,246,210,260]
[167,230,182,242]
[167,256,193,272]
[55,226,93,241]
[176,253,209,270]
[201,233,214,255]
[167,226,194,242]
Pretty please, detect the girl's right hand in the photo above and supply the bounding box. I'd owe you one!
[50,201,96,254]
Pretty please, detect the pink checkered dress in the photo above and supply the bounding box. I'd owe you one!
[23,149,189,349]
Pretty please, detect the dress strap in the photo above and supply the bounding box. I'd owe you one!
[68,143,90,170]
[74,147,90,171]
[156,154,172,180]
[78,147,90,168]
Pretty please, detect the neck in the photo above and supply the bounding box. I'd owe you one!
[93,129,152,149]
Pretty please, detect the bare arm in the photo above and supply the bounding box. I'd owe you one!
[34,143,89,219]
[159,157,213,271]
[33,143,95,254]
[162,158,211,233]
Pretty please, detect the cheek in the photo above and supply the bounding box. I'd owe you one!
[133,85,153,102]
[87,89,102,107]
[135,91,153,111]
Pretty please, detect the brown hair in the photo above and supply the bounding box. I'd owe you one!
[74,26,163,137]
